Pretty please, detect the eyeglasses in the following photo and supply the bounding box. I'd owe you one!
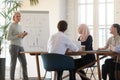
[17,16,21,17]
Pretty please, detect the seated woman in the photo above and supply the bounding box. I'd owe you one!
[98,23,120,80]
[74,24,96,80]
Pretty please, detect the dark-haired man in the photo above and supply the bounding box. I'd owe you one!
[47,20,79,80]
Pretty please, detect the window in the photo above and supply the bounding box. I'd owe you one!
[78,0,114,48]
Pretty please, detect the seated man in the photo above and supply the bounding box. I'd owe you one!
[47,20,79,80]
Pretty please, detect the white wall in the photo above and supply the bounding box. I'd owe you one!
[66,0,78,41]
[20,0,71,78]
[114,0,120,24]
[21,0,59,36]
[21,0,78,40]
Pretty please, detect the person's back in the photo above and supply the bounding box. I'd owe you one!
[48,32,78,55]
[47,20,79,55]
[47,20,79,80]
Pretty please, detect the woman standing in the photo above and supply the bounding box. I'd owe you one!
[6,12,28,80]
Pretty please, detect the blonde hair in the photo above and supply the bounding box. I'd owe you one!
[78,24,90,42]
[13,11,21,21]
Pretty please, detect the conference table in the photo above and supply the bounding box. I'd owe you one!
[20,50,120,80]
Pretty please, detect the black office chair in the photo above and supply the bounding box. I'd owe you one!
[41,53,75,80]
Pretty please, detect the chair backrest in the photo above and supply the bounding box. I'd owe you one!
[41,53,75,71]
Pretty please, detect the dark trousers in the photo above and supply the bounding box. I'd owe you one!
[74,58,87,80]
[102,58,116,80]
[74,54,95,80]
[9,45,28,80]
[57,70,75,80]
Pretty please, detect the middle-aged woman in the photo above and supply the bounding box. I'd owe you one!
[6,12,28,80]
[74,24,96,80]
[98,23,120,80]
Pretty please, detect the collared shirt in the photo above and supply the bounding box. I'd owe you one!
[105,35,120,62]
[105,35,120,49]
[47,32,79,55]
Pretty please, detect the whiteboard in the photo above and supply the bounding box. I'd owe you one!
[20,11,49,51]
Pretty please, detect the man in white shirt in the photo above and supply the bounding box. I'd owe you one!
[47,20,79,80]
[47,20,79,55]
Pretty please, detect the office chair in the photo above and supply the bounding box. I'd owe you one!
[41,53,75,80]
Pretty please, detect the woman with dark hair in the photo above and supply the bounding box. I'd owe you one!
[98,23,120,80]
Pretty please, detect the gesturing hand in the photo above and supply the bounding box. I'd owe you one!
[17,31,28,38]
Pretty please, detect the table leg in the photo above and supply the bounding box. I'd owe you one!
[96,54,101,80]
[54,71,57,80]
[36,55,41,80]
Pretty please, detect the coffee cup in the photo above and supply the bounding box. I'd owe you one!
[81,45,85,51]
